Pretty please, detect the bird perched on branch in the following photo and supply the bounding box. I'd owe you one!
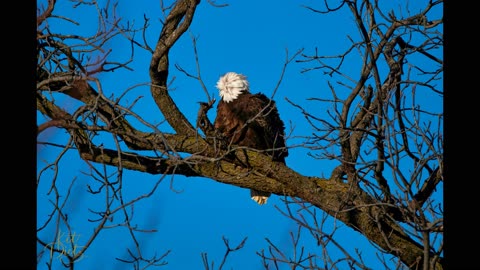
[213,72,288,205]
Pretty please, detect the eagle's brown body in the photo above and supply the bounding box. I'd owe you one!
[214,92,288,163]
[213,72,288,204]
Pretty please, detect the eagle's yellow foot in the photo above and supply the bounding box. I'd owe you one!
[251,195,268,205]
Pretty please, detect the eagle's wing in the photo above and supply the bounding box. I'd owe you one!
[248,93,288,163]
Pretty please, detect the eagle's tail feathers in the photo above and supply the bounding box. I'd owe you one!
[250,189,270,205]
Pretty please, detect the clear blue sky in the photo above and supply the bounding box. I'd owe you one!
[37,0,443,269]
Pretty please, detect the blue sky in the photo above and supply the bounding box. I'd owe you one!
[37,0,443,269]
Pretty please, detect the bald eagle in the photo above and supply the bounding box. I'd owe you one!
[213,72,288,205]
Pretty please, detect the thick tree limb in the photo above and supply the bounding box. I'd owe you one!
[72,132,441,269]
[149,0,200,136]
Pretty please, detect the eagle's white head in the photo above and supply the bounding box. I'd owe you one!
[216,72,250,103]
